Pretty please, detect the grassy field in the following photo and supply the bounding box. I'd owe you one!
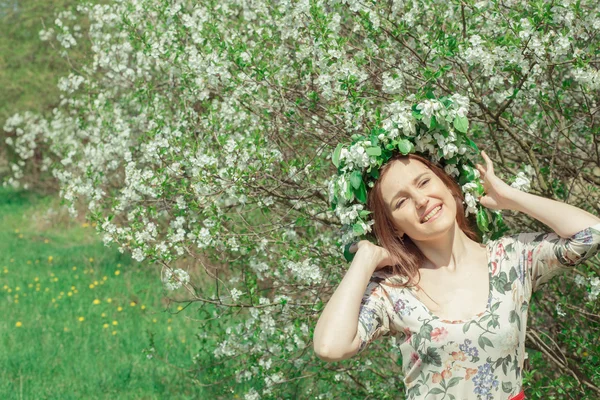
[0,187,213,399]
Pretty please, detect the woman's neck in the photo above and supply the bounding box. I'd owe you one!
[412,223,481,273]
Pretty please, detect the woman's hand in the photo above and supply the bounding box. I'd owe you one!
[348,240,393,271]
[475,150,516,211]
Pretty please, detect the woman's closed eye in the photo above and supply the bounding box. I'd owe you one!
[395,179,430,209]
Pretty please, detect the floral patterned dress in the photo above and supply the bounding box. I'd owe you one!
[357,223,600,400]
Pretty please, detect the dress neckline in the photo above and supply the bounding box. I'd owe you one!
[406,240,494,325]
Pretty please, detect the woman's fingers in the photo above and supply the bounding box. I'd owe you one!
[349,242,356,253]
[481,150,494,174]
[476,163,485,176]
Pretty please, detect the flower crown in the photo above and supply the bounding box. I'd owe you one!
[327,94,509,262]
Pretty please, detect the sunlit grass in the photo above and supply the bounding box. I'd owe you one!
[0,188,208,399]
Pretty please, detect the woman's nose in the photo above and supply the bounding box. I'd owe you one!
[415,194,428,209]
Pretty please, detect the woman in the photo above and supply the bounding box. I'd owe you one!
[313,151,600,399]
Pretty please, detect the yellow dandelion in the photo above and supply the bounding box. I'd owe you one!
[68,292,72,297]
[93,299,101,305]
[45,288,49,292]
[52,298,56,303]
[34,277,39,282]
[117,263,121,267]
[167,318,172,323]
[130,302,136,307]
[583,351,589,357]
[114,270,121,276]
[10,258,14,262]
[94,281,98,285]
[177,306,183,311]
[101,313,106,317]
[28,284,33,288]
[181,338,186,343]
[92,222,97,227]
[117,307,123,312]
[71,286,76,290]
[59,291,64,296]
[14,299,19,304]
[112,330,117,335]
[44,239,49,244]
[141,305,146,310]
[64,327,69,332]
[51,272,55,277]
[53,277,58,282]
[82,223,89,228]
[14,229,19,233]
[102,276,107,281]
[78,316,85,322]
[167,326,172,331]
[48,256,53,262]
[3,268,7,274]
[89,284,95,289]
[73,289,78,293]
[72,266,77,271]
[35,287,40,292]
[152,318,157,323]
[15,286,20,291]
[74,275,79,280]
[27,260,31,264]
[35,260,39,264]
[89,258,94,263]
[112,320,118,326]
[18,234,23,238]
[103,323,109,329]
[7,288,12,293]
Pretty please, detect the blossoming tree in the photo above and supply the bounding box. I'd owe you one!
[3,0,600,398]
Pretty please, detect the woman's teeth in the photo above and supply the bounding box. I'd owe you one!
[422,206,441,222]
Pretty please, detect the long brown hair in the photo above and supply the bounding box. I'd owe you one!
[367,153,480,288]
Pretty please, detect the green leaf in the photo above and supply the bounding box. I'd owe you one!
[349,170,363,190]
[366,146,381,156]
[447,377,461,388]
[397,139,413,155]
[466,138,479,151]
[428,388,445,395]
[332,143,343,168]
[343,242,355,263]
[359,210,372,218]
[355,180,367,203]
[463,320,474,333]
[345,179,354,201]
[453,116,469,133]
[477,208,490,232]
[368,168,380,179]
[352,223,365,235]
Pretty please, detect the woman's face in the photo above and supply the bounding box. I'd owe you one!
[379,158,457,242]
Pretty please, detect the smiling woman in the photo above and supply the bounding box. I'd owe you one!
[313,150,600,400]
[367,153,481,289]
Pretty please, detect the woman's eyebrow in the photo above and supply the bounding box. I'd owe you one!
[389,172,429,209]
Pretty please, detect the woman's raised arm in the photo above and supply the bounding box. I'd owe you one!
[313,243,387,362]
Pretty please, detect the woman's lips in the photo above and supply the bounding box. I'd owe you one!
[422,205,442,223]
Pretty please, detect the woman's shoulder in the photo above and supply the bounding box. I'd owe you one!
[370,267,412,288]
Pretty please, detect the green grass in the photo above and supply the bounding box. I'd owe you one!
[0,187,210,399]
